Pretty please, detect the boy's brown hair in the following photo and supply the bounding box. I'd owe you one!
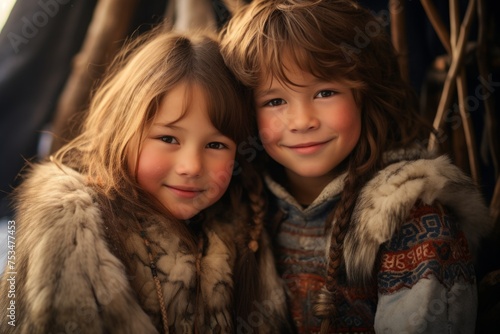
[220,0,432,324]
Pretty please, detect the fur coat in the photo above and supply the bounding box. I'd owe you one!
[0,162,289,334]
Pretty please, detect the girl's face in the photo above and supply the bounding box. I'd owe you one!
[130,82,237,220]
[255,60,361,184]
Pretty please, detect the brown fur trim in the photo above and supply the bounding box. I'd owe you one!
[343,155,492,284]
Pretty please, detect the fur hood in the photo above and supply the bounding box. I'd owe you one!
[0,162,289,333]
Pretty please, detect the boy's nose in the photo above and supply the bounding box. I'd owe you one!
[288,104,319,132]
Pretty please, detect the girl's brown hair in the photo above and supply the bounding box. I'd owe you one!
[220,0,432,326]
[53,27,265,325]
[55,29,254,205]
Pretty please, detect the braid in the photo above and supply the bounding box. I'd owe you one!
[325,168,360,291]
[317,155,377,332]
[246,175,266,252]
[231,162,267,323]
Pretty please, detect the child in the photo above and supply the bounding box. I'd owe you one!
[220,0,493,333]
[0,29,289,333]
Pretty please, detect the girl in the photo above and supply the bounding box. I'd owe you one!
[220,0,493,333]
[0,29,289,333]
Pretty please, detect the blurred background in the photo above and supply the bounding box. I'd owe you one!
[0,0,499,331]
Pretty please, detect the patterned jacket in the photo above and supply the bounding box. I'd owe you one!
[265,151,492,333]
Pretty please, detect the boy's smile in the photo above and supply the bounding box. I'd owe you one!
[283,138,335,155]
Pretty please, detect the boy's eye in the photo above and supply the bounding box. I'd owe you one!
[315,90,336,98]
[160,136,178,144]
[264,98,286,107]
[206,142,227,150]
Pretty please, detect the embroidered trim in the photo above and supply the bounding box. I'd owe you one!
[378,205,475,294]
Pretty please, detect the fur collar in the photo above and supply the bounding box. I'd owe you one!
[344,155,492,282]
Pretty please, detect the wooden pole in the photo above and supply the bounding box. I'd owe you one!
[50,0,140,153]
[390,0,410,83]
[427,0,477,152]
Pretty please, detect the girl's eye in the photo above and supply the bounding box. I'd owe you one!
[264,98,286,107]
[206,142,227,150]
[315,90,336,98]
[160,136,178,144]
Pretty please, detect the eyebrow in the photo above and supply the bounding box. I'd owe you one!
[256,78,345,98]
[255,88,281,98]
[152,122,181,129]
[151,122,230,138]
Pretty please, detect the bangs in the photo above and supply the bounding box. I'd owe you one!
[138,31,254,148]
[254,7,364,92]
[259,39,365,99]
[148,79,252,146]
[198,79,252,145]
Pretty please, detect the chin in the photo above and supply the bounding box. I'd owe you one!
[167,206,199,221]
[173,212,198,220]
[290,167,332,178]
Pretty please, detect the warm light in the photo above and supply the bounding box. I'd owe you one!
[0,0,17,34]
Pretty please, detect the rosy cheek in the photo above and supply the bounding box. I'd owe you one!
[336,109,362,145]
[334,105,361,129]
[258,114,283,145]
[212,161,234,190]
[135,152,167,189]
[203,158,234,202]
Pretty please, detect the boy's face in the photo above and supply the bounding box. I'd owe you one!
[130,82,236,219]
[254,60,361,184]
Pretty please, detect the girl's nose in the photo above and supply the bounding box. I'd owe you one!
[176,148,202,177]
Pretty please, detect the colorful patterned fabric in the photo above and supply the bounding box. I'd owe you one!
[274,196,337,333]
[378,202,475,294]
[273,195,377,333]
[272,194,475,333]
